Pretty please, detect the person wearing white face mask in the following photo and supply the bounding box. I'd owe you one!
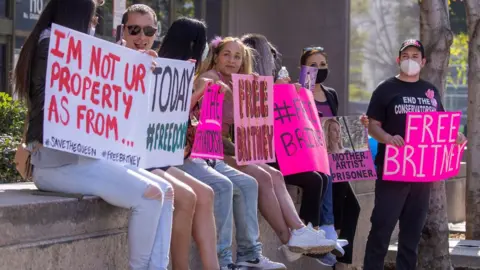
[363,39,467,270]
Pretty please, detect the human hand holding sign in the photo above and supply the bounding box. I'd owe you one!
[360,115,369,128]
[216,81,233,94]
[456,132,467,145]
[194,77,213,95]
[293,82,302,92]
[275,77,291,84]
[386,134,405,147]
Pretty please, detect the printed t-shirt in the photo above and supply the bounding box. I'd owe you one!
[366,76,445,166]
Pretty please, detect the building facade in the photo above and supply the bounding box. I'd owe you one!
[1,0,213,94]
[2,0,351,115]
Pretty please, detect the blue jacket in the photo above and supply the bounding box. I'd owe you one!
[368,136,378,160]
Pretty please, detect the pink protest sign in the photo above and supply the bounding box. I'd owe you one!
[191,84,225,159]
[383,111,467,182]
[232,74,275,165]
[322,116,377,182]
[273,85,330,175]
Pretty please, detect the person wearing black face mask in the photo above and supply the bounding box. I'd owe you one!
[300,47,361,268]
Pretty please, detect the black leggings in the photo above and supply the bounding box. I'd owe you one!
[333,182,360,264]
[269,162,329,227]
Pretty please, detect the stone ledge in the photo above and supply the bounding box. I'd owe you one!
[386,239,480,269]
[0,183,128,247]
[1,182,333,270]
[0,229,128,270]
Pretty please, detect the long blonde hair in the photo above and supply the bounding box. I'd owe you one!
[198,36,254,76]
[323,118,344,153]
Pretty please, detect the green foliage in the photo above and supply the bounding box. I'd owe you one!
[447,33,468,87]
[349,0,369,102]
[349,83,372,102]
[351,0,369,15]
[0,92,27,138]
[0,92,27,183]
[176,0,195,18]
[0,134,22,183]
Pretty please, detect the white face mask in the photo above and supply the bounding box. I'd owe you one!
[400,59,421,76]
[89,27,96,36]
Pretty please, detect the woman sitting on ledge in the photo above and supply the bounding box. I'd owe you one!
[13,1,174,269]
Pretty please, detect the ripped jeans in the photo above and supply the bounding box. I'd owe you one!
[31,147,174,270]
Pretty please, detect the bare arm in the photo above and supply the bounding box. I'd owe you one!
[369,118,405,146]
[190,89,204,110]
[368,119,391,144]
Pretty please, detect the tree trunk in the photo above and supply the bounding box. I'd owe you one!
[417,0,454,269]
[465,0,480,240]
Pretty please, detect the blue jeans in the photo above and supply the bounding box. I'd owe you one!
[31,147,174,270]
[320,175,334,225]
[177,158,262,266]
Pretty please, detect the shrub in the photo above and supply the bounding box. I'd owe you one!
[0,92,27,183]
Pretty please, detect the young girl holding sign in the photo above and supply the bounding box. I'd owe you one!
[14,1,174,269]
[237,34,337,259]
[177,36,286,270]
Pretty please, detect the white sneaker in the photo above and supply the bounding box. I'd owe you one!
[236,256,286,269]
[338,239,349,247]
[306,222,326,238]
[319,225,338,240]
[331,241,345,257]
[279,245,302,262]
[287,225,336,254]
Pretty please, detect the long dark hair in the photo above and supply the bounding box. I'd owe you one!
[158,17,207,70]
[300,48,328,66]
[14,0,97,104]
[241,33,279,77]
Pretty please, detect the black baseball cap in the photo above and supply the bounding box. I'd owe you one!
[399,39,425,58]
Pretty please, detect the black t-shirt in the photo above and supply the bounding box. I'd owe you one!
[366,76,445,165]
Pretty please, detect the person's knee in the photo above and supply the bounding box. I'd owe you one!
[143,184,164,200]
[195,184,215,207]
[239,174,259,194]
[254,169,273,190]
[175,185,197,212]
[269,169,286,187]
[304,172,324,190]
[143,182,174,201]
[212,177,234,194]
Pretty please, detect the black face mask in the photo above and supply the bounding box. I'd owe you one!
[316,68,329,84]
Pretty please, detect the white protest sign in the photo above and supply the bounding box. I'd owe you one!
[142,58,195,168]
[44,24,152,166]
[43,24,194,169]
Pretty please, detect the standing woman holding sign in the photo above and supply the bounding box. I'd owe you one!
[119,7,219,270]
[300,47,361,267]
[13,1,174,269]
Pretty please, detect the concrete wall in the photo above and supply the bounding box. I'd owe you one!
[205,0,350,116]
[0,162,467,269]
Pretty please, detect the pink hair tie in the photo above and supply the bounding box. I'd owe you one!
[211,36,222,48]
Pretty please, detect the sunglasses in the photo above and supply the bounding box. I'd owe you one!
[303,46,324,53]
[125,25,157,37]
